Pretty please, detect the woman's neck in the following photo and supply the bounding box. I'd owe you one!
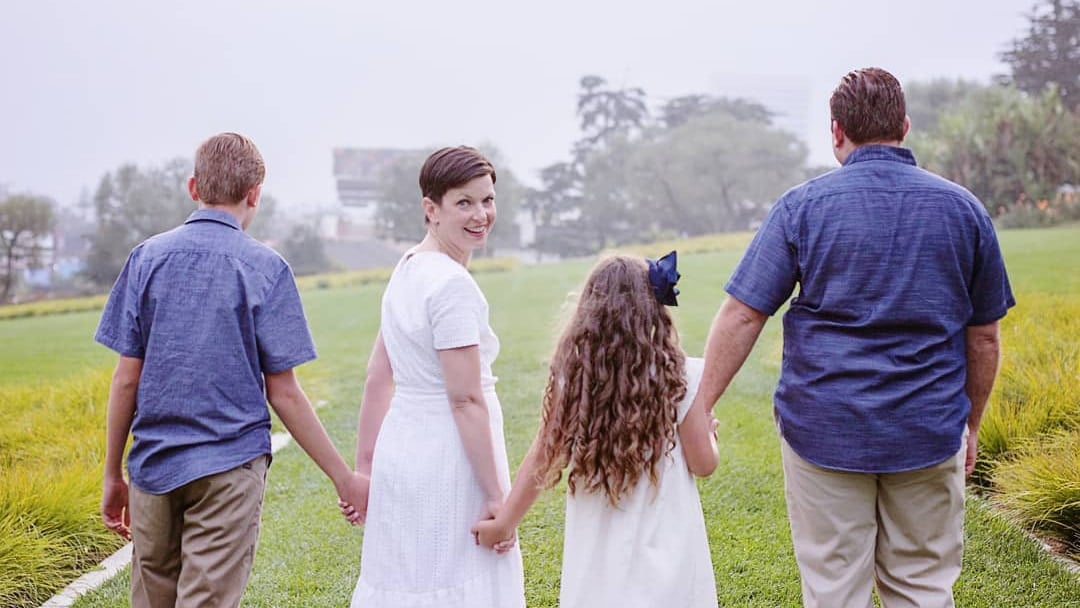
[414,232,471,267]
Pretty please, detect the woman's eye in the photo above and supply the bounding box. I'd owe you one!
[457,199,470,207]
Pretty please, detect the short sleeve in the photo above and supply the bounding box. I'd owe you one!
[255,265,317,374]
[429,273,483,350]
[968,213,1016,325]
[724,198,798,315]
[676,357,705,423]
[94,250,145,358]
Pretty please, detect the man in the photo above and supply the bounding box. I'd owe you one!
[691,68,1014,607]
[95,132,367,607]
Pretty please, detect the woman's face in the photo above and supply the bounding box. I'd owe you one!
[426,174,497,253]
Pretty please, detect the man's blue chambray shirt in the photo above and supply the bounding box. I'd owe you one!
[726,145,1015,473]
[95,208,317,494]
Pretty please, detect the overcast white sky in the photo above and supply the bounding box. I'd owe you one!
[1,0,1034,211]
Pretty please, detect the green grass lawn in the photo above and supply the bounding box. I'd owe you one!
[3,226,1075,606]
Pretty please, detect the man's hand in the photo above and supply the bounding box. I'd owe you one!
[965,432,979,477]
[102,476,131,539]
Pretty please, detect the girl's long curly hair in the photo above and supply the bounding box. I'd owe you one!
[534,255,686,506]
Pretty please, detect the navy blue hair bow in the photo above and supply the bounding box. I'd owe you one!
[647,250,680,306]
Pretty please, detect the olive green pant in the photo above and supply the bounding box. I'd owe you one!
[129,455,269,608]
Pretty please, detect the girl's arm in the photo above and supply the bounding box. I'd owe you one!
[439,345,505,507]
[678,399,720,477]
[472,433,547,549]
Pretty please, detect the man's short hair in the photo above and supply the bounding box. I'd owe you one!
[830,68,907,144]
[418,146,496,204]
[193,132,266,205]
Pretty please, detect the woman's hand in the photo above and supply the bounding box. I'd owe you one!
[471,517,517,552]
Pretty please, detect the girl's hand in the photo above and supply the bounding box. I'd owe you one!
[471,518,516,552]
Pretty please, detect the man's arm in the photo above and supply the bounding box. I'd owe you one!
[964,321,1002,476]
[692,296,770,415]
[265,369,367,508]
[102,355,143,539]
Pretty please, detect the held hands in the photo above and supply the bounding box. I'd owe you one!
[471,498,517,554]
[102,476,131,540]
[965,432,978,478]
[337,471,371,526]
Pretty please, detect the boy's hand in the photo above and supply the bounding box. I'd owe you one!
[102,476,131,539]
[471,518,516,552]
[337,471,370,526]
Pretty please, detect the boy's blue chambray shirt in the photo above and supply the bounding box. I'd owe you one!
[726,145,1015,473]
[95,208,316,494]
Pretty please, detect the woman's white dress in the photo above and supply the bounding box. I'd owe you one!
[351,251,525,607]
[559,357,718,608]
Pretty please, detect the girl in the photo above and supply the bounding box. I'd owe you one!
[473,252,720,607]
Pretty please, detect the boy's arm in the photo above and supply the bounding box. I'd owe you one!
[102,355,143,539]
[355,332,394,476]
[265,369,367,509]
[472,433,547,549]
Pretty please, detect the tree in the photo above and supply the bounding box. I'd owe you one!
[374,151,430,243]
[0,194,56,303]
[279,223,332,276]
[576,75,650,148]
[909,85,1080,213]
[905,79,988,135]
[998,0,1080,110]
[625,109,808,236]
[84,158,194,287]
[659,95,774,129]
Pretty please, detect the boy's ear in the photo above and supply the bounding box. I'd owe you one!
[187,176,200,202]
[246,184,263,208]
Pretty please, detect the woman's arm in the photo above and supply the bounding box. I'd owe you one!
[439,345,504,505]
[472,433,547,549]
[355,332,394,476]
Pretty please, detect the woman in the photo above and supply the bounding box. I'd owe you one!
[342,146,525,607]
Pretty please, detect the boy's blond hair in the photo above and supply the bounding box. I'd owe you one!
[193,132,265,205]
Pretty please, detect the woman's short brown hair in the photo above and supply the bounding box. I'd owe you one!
[829,67,907,145]
[193,132,265,205]
[418,146,496,204]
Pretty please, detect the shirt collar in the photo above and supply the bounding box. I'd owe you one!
[184,208,243,231]
[843,144,918,167]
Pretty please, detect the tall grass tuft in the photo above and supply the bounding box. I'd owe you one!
[992,429,1080,556]
[977,293,1080,469]
[0,370,126,608]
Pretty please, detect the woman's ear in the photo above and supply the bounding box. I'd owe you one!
[422,196,438,224]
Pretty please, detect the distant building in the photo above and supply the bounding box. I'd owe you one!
[331,147,421,241]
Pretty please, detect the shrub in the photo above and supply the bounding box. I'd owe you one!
[992,429,1080,556]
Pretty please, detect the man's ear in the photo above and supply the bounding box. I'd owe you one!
[187,176,200,202]
[901,115,911,140]
[831,119,846,150]
[246,184,263,209]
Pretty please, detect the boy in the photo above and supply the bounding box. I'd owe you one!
[95,132,366,607]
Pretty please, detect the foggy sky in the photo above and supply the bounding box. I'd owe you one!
[1,0,1033,211]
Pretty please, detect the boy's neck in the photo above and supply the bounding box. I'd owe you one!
[199,202,249,230]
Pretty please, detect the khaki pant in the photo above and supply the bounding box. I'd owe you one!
[129,455,269,608]
[780,437,966,608]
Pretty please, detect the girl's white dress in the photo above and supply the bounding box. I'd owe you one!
[560,357,718,608]
[351,251,525,607]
